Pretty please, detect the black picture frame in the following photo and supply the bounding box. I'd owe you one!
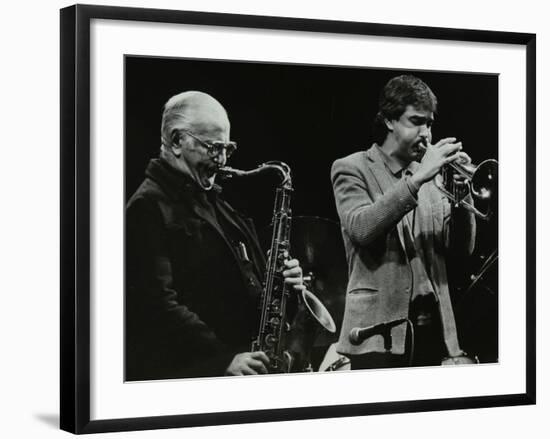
[60,4,536,434]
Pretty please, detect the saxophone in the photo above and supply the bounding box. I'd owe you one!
[219,161,335,373]
[219,161,294,372]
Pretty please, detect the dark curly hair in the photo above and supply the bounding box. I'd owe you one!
[373,75,438,145]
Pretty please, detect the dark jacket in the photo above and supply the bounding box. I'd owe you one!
[125,158,266,380]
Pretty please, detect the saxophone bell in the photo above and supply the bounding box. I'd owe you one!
[301,275,336,334]
[289,277,336,372]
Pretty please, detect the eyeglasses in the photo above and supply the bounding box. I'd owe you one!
[180,129,237,158]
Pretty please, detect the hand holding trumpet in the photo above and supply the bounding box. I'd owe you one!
[408,136,496,220]
[410,137,471,188]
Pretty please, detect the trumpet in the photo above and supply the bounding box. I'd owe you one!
[418,144,498,220]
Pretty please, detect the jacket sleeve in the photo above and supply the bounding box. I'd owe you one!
[331,158,418,247]
[125,196,236,379]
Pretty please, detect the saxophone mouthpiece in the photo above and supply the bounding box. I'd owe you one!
[217,166,240,179]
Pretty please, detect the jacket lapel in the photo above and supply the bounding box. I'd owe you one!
[366,147,408,253]
[187,194,243,265]
[216,199,267,275]
[189,197,221,233]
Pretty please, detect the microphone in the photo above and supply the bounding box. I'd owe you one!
[349,318,409,346]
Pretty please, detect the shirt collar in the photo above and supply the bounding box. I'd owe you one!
[375,144,409,176]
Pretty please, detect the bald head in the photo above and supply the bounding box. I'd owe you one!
[158,91,232,190]
[161,91,230,147]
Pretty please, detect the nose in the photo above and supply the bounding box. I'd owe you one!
[212,148,227,166]
[419,124,431,142]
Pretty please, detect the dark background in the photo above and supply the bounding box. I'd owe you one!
[125,56,499,363]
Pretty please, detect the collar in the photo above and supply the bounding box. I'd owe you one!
[373,144,418,176]
[145,158,222,200]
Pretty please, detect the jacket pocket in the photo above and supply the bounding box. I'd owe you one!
[348,286,379,295]
[345,288,380,328]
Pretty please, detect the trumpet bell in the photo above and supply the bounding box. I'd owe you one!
[438,157,498,220]
[419,142,498,220]
[471,159,498,201]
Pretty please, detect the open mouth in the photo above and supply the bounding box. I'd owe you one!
[203,163,220,177]
[198,167,218,189]
[412,139,427,153]
[415,139,428,148]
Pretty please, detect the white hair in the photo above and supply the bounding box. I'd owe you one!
[160,90,227,148]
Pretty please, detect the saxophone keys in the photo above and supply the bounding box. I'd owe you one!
[265,334,277,347]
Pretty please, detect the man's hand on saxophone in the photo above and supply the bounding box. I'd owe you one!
[225,352,270,376]
[282,252,305,292]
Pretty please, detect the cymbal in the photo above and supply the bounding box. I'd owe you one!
[289,216,345,267]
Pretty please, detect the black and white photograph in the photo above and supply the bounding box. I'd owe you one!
[2,0,547,437]
[124,56,499,381]
[55,3,537,435]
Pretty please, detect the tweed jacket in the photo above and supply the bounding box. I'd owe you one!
[125,159,266,380]
[331,146,476,357]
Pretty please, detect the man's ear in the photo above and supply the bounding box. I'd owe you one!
[384,118,394,132]
[170,131,182,157]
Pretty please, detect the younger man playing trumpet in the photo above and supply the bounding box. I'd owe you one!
[332,75,476,369]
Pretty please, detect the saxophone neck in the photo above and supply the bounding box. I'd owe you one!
[262,161,292,187]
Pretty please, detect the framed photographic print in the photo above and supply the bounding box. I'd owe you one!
[60,4,536,434]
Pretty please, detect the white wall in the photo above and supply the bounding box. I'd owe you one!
[0,0,546,438]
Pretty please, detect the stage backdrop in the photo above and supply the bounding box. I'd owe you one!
[125,56,498,363]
